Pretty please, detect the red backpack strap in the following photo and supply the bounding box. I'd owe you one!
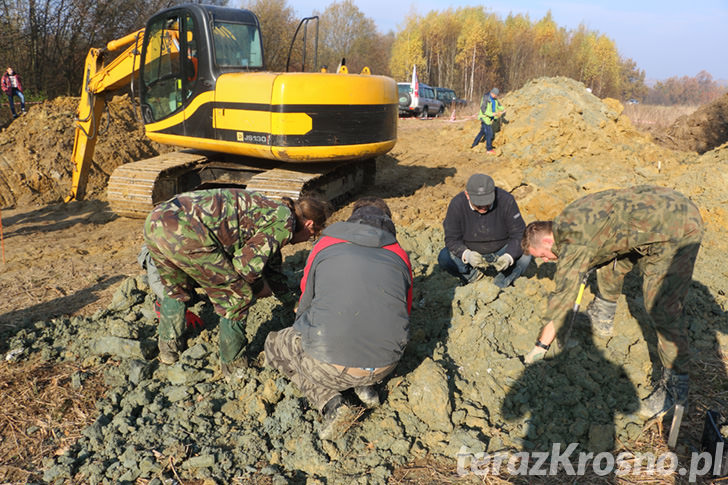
[383,242,414,314]
[299,236,348,295]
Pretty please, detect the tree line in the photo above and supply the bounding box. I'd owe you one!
[0,0,723,106]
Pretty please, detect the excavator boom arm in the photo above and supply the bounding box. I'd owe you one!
[66,29,145,202]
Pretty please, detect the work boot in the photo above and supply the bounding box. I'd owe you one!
[639,368,689,419]
[158,337,185,365]
[354,385,380,408]
[584,296,617,337]
[221,357,249,385]
[319,395,352,440]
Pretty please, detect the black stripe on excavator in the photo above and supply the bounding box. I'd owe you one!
[155,103,397,146]
[220,103,397,146]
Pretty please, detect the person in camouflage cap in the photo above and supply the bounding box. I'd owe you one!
[143,188,329,382]
[520,185,703,419]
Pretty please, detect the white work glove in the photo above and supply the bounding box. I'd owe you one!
[462,249,484,267]
[524,346,547,364]
[493,253,514,272]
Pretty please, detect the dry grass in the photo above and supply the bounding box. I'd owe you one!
[0,357,106,483]
[623,104,700,133]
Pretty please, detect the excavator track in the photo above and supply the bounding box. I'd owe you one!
[107,152,209,218]
[107,151,376,218]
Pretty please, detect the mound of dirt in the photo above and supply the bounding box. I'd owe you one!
[660,92,728,154]
[2,77,728,484]
[0,95,167,208]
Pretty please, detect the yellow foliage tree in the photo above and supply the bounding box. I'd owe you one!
[388,13,426,82]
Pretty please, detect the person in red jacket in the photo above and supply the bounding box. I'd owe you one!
[1,67,26,118]
[265,197,413,440]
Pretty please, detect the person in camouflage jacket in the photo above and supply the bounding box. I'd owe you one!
[143,188,328,381]
[520,186,703,418]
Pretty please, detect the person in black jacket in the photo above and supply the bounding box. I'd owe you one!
[438,173,530,287]
[265,197,412,440]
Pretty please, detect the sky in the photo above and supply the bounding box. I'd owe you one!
[288,0,728,82]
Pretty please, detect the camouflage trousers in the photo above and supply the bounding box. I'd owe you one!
[144,202,254,364]
[143,200,255,322]
[265,327,395,411]
[595,203,703,374]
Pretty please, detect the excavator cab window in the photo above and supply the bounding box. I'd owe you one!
[212,21,262,69]
[141,13,199,122]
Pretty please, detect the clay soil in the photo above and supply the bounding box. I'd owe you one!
[1,77,728,483]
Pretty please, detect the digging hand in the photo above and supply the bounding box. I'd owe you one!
[493,253,514,272]
[462,249,485,267]
[524,346,547,364]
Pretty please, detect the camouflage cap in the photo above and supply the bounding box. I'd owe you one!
[466,174,495,206]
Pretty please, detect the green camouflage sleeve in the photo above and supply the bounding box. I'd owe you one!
[233,203,294,283]
[544,243,594,341]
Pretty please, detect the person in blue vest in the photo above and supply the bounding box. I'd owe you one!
[265,197,413,440]
[471,88,506,154]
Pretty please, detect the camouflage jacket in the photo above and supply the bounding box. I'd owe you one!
[545,185,702,334]
[150,189,295,287]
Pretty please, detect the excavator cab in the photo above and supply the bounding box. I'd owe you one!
[139,5,263,126]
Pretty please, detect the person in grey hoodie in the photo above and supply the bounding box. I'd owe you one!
[265,197,413,440]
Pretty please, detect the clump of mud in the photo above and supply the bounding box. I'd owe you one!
[0,95,167,208]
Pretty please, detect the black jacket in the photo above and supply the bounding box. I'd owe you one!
[443,187,525,259]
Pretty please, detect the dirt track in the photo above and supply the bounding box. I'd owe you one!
[1,77,728,483]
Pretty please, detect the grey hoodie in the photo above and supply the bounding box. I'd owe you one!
[293,220,412,368]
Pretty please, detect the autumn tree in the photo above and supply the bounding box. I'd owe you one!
[245,0,298,71]
[455,8,500,101]
[388,13,426,82]
[619,58,647,102]
[422,9,461,89]
[647,71,727,105]
[314,0,388,75]
[0,0,207,97]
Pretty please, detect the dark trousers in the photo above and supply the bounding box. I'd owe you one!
[471,121,494,150]
[6,88,25,116]
[438,246,530,288]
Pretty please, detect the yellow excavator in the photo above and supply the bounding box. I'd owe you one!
[67,3,397,217]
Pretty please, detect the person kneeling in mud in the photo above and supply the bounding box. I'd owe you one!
[143,188,329,384]
[265,197,413,440]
